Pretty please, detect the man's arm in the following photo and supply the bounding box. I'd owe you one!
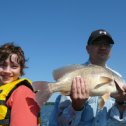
[49,77,89,126]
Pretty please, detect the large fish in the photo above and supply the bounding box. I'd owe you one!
[32,64,124,107]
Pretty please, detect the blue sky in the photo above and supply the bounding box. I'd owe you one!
[0,0,126,102]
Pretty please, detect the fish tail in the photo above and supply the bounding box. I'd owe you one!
[32,81,52,107]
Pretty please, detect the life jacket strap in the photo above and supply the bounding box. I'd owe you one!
[0,100,10,126]
[0,118,9,125]
[0,100,6,105]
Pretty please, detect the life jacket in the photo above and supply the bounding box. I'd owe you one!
[0,78,40,126]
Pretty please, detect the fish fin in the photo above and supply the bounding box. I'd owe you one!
[94,77,112,89]
[110,80,124,98]
[99,76,112,84]
[99,93,110,109]
[53,64,84,81]
[32,81,52,107]
[114,80,124,93]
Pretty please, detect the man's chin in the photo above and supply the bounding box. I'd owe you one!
[98,56,108,61]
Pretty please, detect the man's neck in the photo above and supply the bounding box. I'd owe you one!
[89,59,106,67]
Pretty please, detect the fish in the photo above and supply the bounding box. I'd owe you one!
[32,64,125,107]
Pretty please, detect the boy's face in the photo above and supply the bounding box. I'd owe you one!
[0,54,21,84]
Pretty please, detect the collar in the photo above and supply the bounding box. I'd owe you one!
[83,59,108,68]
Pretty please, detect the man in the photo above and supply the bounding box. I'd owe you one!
[49,29,126,126]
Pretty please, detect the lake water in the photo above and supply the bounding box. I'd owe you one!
[40,104,54,126]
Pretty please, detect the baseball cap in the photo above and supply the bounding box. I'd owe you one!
[87,29,114,45]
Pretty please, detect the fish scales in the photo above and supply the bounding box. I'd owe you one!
[51,65,124,96]
[32,64,124,107]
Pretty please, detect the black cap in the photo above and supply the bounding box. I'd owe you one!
[87,29,114,45]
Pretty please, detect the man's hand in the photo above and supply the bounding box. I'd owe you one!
[70,76,89,111]
[112,83,126,102]
[116,84,126,101]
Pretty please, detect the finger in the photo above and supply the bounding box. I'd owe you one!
[80,77,89,98]
[123,84,126,91]
[115,80,124,93]
[76,76,81,94]
[80,77,86,95]
[71,78,77,98]
[80,77,85,95]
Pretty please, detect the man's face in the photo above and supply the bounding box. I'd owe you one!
[86,38,113,63]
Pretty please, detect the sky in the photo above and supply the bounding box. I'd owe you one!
[0,0,126,102]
